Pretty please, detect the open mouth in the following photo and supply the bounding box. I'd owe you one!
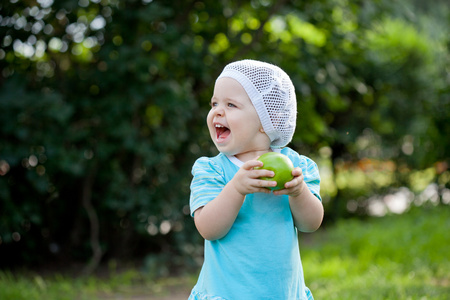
[215,124,230,142]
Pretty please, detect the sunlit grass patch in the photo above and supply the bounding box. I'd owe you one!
[0,268,195,300]
[0,272,90,300]
[301,206,450,299]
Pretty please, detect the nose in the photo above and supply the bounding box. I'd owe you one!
[213,105,224,117]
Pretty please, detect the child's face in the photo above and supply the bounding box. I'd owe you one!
[207,77,270,159]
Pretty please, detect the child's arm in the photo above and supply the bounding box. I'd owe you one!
[274,167,324,232]
[194,160,276,241]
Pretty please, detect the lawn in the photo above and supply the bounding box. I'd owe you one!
[1,205,448,299]
[302,205,450,299]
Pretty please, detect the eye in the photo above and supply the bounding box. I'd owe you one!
[210,101,218,107]
[227,103,236,108]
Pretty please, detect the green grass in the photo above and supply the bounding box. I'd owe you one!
[0,268,195,300]
[1,205,448,299]
[302,205,450,299]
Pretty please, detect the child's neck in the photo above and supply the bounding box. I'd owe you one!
[234,149,272,162]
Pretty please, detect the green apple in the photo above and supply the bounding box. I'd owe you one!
[256,152,294,191]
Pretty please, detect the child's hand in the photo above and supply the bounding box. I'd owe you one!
[273,167,306,197]
[230,160,277,196]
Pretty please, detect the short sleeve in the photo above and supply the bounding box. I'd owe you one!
[189,157,226,217]
[301,157,321,201]
[282,148,321,201]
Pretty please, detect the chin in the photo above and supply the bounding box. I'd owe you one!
[215,145,236,156]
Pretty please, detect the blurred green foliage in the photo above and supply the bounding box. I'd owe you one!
[0,0,449,270]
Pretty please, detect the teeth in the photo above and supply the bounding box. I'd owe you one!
[215,124,224,128]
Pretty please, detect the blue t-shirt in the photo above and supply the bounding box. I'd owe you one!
[189,147,321,300]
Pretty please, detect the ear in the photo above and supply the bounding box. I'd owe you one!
[259,128,265,133]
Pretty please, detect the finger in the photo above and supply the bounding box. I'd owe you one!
[292,167,303,176]
[252,169,275,178]
[273,188,289,196]
[275,183,299,194]
[254,187,272,194]
[243,159,264,170]
[255,179,277,189]
[285,175,302,189]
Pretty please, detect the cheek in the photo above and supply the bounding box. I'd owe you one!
[206,110,213,125]
[242,113,262,131]
[206,111,215,133]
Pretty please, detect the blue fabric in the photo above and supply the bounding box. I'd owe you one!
[189,147,321,300]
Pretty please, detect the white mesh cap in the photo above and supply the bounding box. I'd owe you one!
[217,59,297,148]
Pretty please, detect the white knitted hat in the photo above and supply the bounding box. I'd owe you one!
[217,59,297,148]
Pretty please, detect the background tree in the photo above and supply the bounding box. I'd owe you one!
[0,0,448,273]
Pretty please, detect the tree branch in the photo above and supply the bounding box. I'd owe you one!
[81,161,102,276]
